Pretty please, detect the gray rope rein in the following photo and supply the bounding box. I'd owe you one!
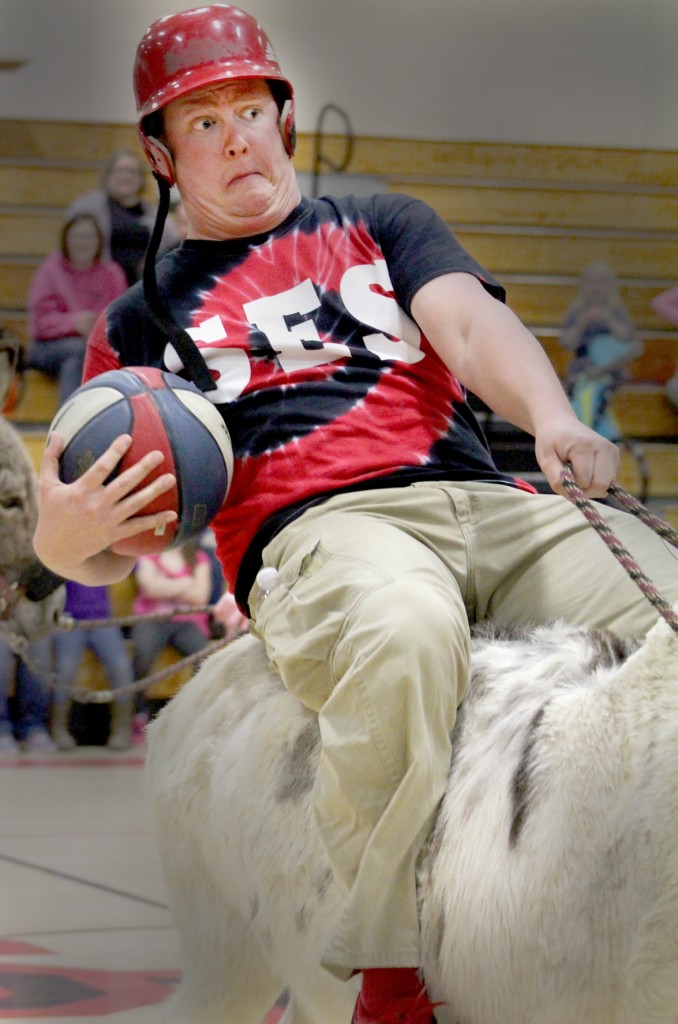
[5,466,676,704]
[1,603,239,705]
[61,607,236,704]
[560,463,678,634]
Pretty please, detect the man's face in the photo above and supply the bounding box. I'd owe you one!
[163,79,299,240]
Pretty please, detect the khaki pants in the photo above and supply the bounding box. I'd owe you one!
[248,481,678,979]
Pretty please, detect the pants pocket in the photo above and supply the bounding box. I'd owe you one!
[251,540,390,712]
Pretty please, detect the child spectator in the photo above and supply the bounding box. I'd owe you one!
[0,636,55,753]
[26,213,127,404]
[130,540,212,738]
[52,581,135,750]
[649,284,678,409]
[559,261,643,440]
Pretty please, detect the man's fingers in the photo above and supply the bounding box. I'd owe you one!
[108,508,178,554]
[564,441,619,498]
[107,472,179,554]
[69,437,177,505]
[76,434,134,487]
[38,429,177,542]
[45,431,65,457]
[39,432,65,479]
[115,472,177,519]
[100,449,174,502]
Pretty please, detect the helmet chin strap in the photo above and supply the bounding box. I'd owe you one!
[142,173,216,393]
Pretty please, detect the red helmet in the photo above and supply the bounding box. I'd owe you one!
[134,4,296,183]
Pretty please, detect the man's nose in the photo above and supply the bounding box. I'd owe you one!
[224,120,249,157]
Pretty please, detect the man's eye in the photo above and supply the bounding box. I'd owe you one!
[193,117,215,131]
[243,107,262,120]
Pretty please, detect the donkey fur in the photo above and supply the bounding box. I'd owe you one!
[0,345,64,639]
[146,616,678,1024]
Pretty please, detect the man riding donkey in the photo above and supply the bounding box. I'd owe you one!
[33,7,678,1021]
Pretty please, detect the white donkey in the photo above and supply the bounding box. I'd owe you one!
[146,611,678,1024]
[0,336,64,643]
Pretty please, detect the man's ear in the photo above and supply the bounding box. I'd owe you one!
[143,135,176,186]
[279,98,296,157]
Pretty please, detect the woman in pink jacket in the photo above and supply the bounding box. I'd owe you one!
[26,212,127,404]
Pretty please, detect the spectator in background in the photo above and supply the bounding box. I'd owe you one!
[0,636,55,753]
[559,261,643,441]
[130,540,212,737]
[195,527,231,637]
[649,285,678,409]
[211,589,249,641]
[66,148,180,285]
[51,580,135,751]
[0,328,23,415]
[26,212,127,405]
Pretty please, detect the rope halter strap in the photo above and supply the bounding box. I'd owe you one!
[560,463,678,634]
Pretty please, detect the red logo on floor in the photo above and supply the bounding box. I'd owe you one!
[0,963,179,1017]
[0,942,285,1019]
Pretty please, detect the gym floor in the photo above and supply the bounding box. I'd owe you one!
[0,745,284,1023]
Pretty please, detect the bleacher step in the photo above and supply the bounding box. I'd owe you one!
[391,180,678,233]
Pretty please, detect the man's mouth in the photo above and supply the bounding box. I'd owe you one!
[228,170,259,185]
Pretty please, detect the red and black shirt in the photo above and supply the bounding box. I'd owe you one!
[84,192,531,606]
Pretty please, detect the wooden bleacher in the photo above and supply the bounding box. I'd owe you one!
[2,120,676,511]
[372,137,678,520]
[1,122,676,706]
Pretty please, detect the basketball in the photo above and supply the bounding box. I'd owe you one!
[48,366,233,556]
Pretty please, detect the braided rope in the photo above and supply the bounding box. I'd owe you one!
[55,604,215,632]
[68,632,234,704]
[1,602,239,704]
[560,464,678,634]
[56,603,232,703]
[608,483,678,547]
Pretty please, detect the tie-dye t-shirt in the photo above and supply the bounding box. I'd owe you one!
[84,193,533,604]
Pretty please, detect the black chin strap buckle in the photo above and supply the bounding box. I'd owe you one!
[142,173,217,394]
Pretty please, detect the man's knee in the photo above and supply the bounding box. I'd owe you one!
[356,574,466,649]
[340,576,470,707]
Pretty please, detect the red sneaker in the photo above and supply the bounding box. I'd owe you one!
[352,987,440,1024]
